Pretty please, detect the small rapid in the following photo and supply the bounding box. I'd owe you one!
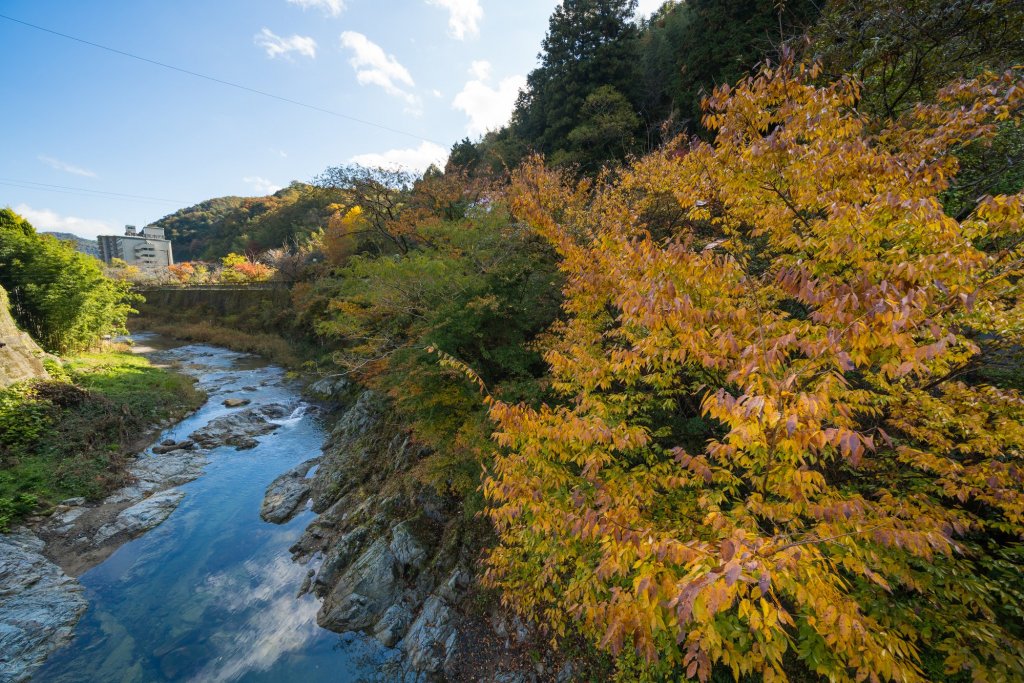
[33,333,399,682]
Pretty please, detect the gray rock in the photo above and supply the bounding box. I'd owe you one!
[493,672,532,683]
[223,398,251,408]
[313,526,369,592]
[59,497,86,507]
[390,521,428,570]
[318,538,399,631]
[373,604,413,647]
[130,450,208,489]
[260,459,318,524]
[94,489,185,543]
[308,376,350,401]
[492,611,530,648]
[399,596,456,674]
[0,531,87,682]
[152,439,196,455]
[189,406,280,450]
[258,404,293,420]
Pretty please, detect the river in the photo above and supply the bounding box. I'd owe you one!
[33,334,400,682]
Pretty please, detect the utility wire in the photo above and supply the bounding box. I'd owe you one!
[0,180,185,207]
[0,177,186,204]
[0,13,443,146]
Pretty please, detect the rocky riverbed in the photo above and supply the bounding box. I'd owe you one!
[2,336,560,682]
[0,336,393,682]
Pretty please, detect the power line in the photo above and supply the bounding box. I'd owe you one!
[0,177,186,204]
[0,180,185,207]
[0,13,444,146]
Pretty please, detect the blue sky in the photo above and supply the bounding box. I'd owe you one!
[1,0,662,239]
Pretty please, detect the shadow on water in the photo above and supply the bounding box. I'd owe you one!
[34,333,402,682]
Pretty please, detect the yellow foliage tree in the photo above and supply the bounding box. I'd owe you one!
[323,205,363,266]
[483,59,1024,682]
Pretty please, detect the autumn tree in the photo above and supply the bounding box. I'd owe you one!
[219,252,274,282]
[483,60,1024,681]
[314,164,416,254]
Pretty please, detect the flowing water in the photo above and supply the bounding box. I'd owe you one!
[34,334,399,682]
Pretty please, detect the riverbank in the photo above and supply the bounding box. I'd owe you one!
[0,343,204,531]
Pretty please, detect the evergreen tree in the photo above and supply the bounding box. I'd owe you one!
[511,0,642,165]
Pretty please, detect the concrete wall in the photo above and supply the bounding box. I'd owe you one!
[0,285,49,388]
[133,286,294,325]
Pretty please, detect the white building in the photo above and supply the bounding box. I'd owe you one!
[97,225,174,269]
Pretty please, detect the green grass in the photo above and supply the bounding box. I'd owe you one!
[0,347,204,530]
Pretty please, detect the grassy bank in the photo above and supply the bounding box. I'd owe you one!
[0,346,205,530]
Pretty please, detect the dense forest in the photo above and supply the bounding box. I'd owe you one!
[61,0,1024,679]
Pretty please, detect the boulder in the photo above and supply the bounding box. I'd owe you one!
[189,406,280,450]
[129,449,208,489]
[0,531,86,682]
[373,604,413,647]
[93,489,185,543]
[0,285,49,389]
[318,538,400,632]
[260,458,319,524]
[389,521,429,571]
[308,375,351,401]
[399,595,457,675]
[222,398,251,408]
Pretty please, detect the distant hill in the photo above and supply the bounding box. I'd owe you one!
[147,182,340,261]
[42,232,100,259]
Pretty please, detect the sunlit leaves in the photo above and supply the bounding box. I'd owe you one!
[483,59,1024,681]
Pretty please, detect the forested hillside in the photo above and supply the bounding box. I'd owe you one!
[133,1,1024,679]
[147,182,342,261]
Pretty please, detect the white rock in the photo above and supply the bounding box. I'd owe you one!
[0,531,86,682]
[94,489,185,544]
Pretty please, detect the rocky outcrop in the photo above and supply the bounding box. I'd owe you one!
[0,532,87,682]
[189,403,291,450]
[93,489,186,544]
[260,458,319,524]
[290,384,578,680]
[291,388,523,680]
[0,284,49,389]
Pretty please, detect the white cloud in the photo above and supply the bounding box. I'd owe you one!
[350,141,449,173]
[340,31,421,110]
[286,0,345,17]
[254,28,317,59]
[427,0,483,40]
[452,65,526,136]
[468,60,491,81]
[431,89,443,98]
[243,176,283,195]
[38,155,96,178]
[635,0,669,17]
[13,204,114,239]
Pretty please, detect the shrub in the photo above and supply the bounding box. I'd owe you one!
[483,61,1024,681]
